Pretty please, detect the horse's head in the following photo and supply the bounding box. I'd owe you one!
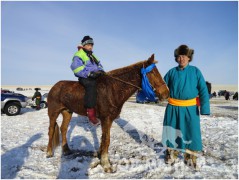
[143,54,169,100]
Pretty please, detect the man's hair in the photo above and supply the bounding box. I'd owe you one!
[174,45,194,62]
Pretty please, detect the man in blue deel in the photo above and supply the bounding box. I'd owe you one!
[162,45,210,170]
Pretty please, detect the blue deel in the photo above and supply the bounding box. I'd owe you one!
[162,65,210,151]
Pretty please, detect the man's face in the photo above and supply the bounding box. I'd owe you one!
[83,44,93,51]
[176,55,190,68]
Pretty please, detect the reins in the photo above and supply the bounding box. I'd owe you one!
[104,63,167,93]
[106,73,167,92]
[105,74,142,90]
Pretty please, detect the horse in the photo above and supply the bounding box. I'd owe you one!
[46,54,169,173]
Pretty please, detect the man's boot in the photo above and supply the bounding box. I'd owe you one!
[184,150,199,170]
[87,108,100,126]
[164,148,179,165]
[36,105,41,110]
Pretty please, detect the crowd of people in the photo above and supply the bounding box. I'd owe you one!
[211,90,238,100]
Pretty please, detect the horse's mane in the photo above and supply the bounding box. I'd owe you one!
[107,60,145,76]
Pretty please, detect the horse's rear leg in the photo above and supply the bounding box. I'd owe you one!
[46,112,60,158]
[100,118,113,173]
[60,110,72,155]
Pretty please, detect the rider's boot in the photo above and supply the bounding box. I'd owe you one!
[87,108,100,126]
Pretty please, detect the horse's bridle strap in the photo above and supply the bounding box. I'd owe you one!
[105,74,142,90]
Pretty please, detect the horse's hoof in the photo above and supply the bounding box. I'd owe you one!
[46,153,53,158]
[102,163,116,173]
[104,166,117,173]
[63,150,73,156]
[104,167,113,173]
[62,144,72,156]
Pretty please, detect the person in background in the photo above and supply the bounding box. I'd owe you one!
[206,81,212,98]
[233,92,238,100]
[32,88,42,110]
[162,44,210,170]
[70,35,105,126]
[225,91,230,100]
[212,91,217,98]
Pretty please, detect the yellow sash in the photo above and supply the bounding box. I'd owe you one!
[168,97,197,106]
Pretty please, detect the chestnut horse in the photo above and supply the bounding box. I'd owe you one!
[46,54,169,172]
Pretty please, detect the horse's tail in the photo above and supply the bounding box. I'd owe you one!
[52,123,60,149]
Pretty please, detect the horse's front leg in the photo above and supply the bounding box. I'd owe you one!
[100,118,113,173]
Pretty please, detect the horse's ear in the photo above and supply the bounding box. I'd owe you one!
[148,54,158,64]
[150,54,154,62]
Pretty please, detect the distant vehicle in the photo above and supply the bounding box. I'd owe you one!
[27,93,48,109]
[1,93,29,116]
[1,89,14,93]
[218,90,234,97]
[16,87,24,91]
[218,90,226,96]
[136,90,159,104]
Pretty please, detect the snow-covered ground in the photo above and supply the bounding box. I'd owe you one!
[1,93,238,179]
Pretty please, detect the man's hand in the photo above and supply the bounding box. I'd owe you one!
[99,70,106,75]
[89,71,103,79]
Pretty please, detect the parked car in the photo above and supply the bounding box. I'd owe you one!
[218,90,234,97]
[1,93,29,116]
[136,90,159,104]
[40,93,48,108]
[1,89,14,93]
[218,90,225,96]
[16,87,24,91]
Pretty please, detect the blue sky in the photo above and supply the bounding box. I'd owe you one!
[1,1,238,85]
